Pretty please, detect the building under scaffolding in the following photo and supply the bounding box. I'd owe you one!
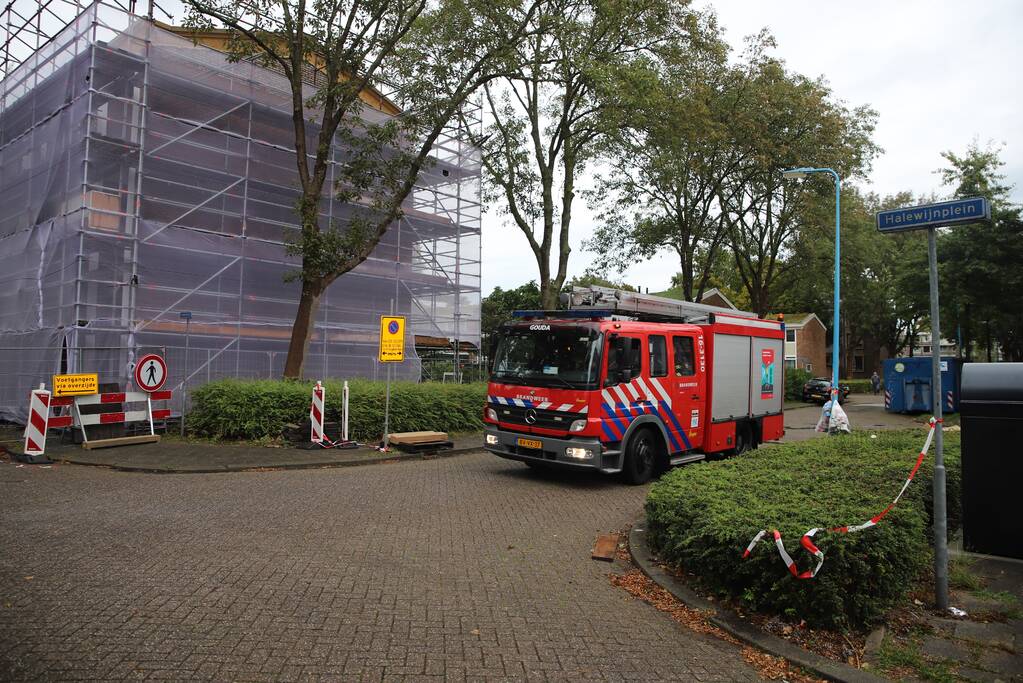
[0,0,482,422]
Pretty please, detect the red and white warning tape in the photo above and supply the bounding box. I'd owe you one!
[743,418,941,579]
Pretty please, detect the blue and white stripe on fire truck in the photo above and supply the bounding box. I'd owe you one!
[600,377,691,453]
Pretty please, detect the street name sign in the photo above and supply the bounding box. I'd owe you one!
[378,316,406,363]
[876,197,990,233]
[52,373,98,397]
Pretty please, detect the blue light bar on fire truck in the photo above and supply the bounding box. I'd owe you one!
[511,309,615,319]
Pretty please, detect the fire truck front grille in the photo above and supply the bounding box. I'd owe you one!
[493,404,577,431]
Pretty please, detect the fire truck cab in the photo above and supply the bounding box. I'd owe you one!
[482,286,786,484]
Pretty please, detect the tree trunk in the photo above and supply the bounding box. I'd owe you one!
[540,282,559,310]
[283,278,324,379]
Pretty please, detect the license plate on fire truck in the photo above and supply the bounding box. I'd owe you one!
[516,437,542,450]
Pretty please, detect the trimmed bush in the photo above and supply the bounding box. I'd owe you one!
[844,379,876,394]
[188,379,488,441]
[785,368,813,400]
[645,429,961,629]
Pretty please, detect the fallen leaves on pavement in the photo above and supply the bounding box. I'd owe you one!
[609,569,822,682]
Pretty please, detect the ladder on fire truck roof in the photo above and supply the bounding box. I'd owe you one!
[567,285,758,322]
[514,285,759,324]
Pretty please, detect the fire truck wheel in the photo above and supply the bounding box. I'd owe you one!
[622,429,659,485]
[733,422,753,455]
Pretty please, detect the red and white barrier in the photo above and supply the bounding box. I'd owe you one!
[22,385,174,453]
[743,418,941,579]
[310,381,325,444]
[24,386,50,456]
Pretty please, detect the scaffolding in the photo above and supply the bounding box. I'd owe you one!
[0,0,482,422]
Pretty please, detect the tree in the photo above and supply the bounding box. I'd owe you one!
[587,21,743,303]
[471,0,691,309]
[937,141,1023,361]
[719,51,878,317]
[480,281,541,356]
[182,0,542,377]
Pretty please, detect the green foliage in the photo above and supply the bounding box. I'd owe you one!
[784,368,812,400]
[481,281,542,355]
[188,379,488,441]
[645,430,962,628]
[937,141,1023,362]
[843,379,874,394]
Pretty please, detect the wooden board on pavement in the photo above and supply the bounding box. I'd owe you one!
[387,431,448,445]
[591,533,619,562]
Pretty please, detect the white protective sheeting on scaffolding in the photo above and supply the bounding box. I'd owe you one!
[0,0,482,423]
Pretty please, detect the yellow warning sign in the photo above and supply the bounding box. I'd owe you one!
[378,316,406,363]
[53,373,98,397]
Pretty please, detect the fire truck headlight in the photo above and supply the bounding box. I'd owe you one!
[568,419,587,432]
[565,447,594,460]
[485,407,498,422]
[485,433,499,446]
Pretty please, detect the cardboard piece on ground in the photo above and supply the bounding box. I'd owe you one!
[387,431,448,445]
[81,435,161,450]
[591,533,619,562]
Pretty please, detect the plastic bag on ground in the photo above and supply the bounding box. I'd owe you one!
[815,399,851,434]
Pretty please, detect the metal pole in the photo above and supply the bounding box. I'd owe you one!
[382,298,393,448]
[928,227,948,611]
[830,171,841,403]
[181,316,190,437]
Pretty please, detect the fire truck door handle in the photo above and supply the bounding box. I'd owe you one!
[691,394,700,400]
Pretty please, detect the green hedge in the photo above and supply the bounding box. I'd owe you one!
[844,379,875,394]
[188,379,488,441]
[645,430,961,629]
[785,368,813,400]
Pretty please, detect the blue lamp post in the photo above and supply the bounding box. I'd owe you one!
[782,167,841,402]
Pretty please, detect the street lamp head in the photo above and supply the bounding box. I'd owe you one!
[781,167,814,180]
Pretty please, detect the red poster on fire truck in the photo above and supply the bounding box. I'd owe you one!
[760,348,776,399]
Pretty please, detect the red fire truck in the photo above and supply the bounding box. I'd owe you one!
[483,286,786,483]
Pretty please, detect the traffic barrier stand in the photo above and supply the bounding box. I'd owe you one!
[743,417,941,579]
[22,385,54,463]
[336,380,357,449]
[73,390,171,450]
[308,381,358,449]
[311,381,326,445]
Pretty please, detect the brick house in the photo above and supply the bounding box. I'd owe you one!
[778,313,827,375]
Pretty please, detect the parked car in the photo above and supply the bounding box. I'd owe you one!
[802,377,851,404]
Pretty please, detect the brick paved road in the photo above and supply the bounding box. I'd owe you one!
[0,452,758,681]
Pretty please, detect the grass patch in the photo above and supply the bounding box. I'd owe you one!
[876,636,957,683]
[950,557,984,591]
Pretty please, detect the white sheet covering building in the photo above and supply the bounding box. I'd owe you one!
[0,0,482,422]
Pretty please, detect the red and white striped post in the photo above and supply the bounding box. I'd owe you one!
[24,384,50,457]
[310,381,325,444]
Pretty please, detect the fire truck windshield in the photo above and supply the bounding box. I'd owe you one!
[491,326,603,389]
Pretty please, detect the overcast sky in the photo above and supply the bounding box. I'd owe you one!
[480,0,1023,295]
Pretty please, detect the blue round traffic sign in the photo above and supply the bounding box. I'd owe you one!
[388,320,399,335]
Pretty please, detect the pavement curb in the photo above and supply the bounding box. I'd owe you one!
[628,522,888,683]
[49,444,483,474]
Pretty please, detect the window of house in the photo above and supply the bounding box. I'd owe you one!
[785,359,796,369]
[854,355,865,372]
[672,336,695,376]
[786,329,796,342]
[923,345,931,354]
[648,335,667,377]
